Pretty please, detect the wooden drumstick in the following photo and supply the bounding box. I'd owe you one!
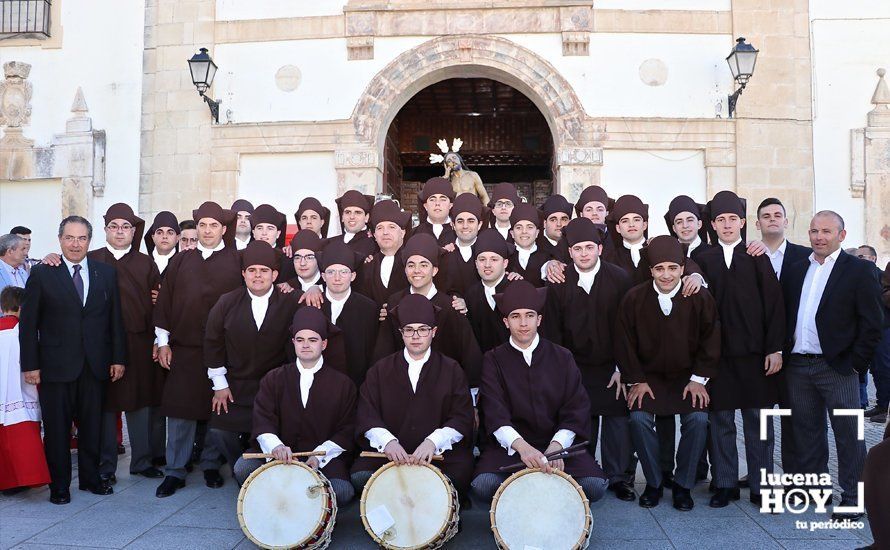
[360,451,444,461]
[241,451,327,460]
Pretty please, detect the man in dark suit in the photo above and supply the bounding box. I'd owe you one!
[19,216,127,504]
[781,210,883,520]
[755,197,811,478]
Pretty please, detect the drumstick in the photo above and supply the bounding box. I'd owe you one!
[497,441,589,472]
[360,451,444,461]
[241,451,327,460]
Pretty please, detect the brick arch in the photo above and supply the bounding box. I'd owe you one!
[351,35,588,155]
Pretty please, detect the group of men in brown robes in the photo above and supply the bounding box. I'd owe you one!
[53,175,882,526]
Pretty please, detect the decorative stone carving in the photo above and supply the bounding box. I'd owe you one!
[557,147,603,166]
[0,61,33,128]
[868,68,890,128]
[850,128,865,198]
[857,68,890,262]
[335,149,378,168]
[561,31,589,57]
[347,36,374,61]
[639,59,669,87]
[275,65,302,92]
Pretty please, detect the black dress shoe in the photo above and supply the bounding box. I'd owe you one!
[638,485,663,508]
[672,487,694,511]
[203,469,224,488]
[49,489,71,505]
[100,473,117,485]
[131,467,164,479]
[80,482,113,496]
[608,481,636,502]
[156,476,185,498]
[709,487,740,508]
[660,471,674,489]
[750,493,762,506]
[831,510,865,521]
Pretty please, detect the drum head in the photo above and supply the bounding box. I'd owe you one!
[493,470,590,550]
[362,463,453,548]
[238,462,329,549]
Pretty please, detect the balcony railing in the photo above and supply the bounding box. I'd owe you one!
[0,0,51,37]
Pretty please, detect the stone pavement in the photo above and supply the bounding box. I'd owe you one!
[1,395,883,549]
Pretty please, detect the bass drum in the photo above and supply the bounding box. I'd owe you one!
[237,461,337,549]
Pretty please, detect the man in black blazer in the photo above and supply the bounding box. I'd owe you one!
[781,210,883,520]
[19,216,127,504]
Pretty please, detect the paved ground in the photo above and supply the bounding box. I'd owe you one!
[1,384,884,549]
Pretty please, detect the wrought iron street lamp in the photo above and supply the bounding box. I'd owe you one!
[726,37,759,118]
[187,47,221,123]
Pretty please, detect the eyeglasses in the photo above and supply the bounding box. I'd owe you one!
[106,224,133,232]
[324,268,351,277]
[400,326,432,337]
[494,200,513,208]
[179,237,198,244]
[294,254,316,263]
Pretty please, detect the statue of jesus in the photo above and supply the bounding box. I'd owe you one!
[442,151,489,205]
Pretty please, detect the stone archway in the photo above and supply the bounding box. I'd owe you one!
[336,35,602,201]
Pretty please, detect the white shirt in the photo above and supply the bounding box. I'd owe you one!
[767,239,787,279]
[545,235,558,248]
[495,334,576,456]
[410,282,437,300]
[575,260,601,294]
[206,287,273,390]
[380,255,395,287]
[106,244,131,260]
[457,239,476,262]
[792,248,842,354]
[652,281,709,385]
[197,240,225,260]
[624,240,645,267]
[483,274,504,310]
[516,243,537,270]
[719,238,742,269]
[298,272,321,292]
[326,288,350,325]
[255,358,346,469]
[686,236,702,258]
[364,348,463,455]
[431,217,451,240]
[62,257,90,306]
[152,248,175,273]
[2,260,27,288]
[235,237,249,251]
[495,225,510,240]
[249,287,273,330]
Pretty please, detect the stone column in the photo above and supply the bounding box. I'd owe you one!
[554,146,603,203]
[863,69,890,265]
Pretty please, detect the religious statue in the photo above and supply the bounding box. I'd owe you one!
[429,138,490,205]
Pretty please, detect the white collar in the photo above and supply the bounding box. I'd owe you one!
[575,259,601,288]
[719,238,742,251]
[623,239,645,250]
[545,235,558,247]
[809,247,842,265]
[248,286,274,302]
[768,239,788,257]
[299,272,321,289]
[197,240,225,257]
[410,283,437,300]
[517,242,537,255]
[106,244,131,260]
[297,357,324,375]
[431,216,452,227]
[686,235,702,256]
[509,333,540,356]
[63,256,87,271]
[483,273,505,290]
[653,280,682,300]
[325,287,351,303]
[153,248,175,260]
[403,347,431,367]
[456,238,476,250]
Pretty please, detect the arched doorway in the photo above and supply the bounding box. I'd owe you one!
[382,78,554,212]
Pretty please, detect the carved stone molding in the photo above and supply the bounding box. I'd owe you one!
[562,31,589,57]
[335,149,378,168]
[0,61,33,130]
[557,147,602,165]
[347,36,374,60]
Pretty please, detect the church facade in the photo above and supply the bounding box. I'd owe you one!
[0,0,888,261]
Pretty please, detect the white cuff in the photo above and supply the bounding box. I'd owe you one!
[691,272,708,288]
[257,433,285,456]
[494,426,522,456]
[312,440,346,469]
[426,427,463,455]
[365,427,397,452]
[470,387,479,407]
[689,375,709,386]
[539,260,552,280]
[207,367,229,391]
[154,327,170,347]
[551,429,575,450]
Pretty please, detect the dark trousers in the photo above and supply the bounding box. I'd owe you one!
[590,415,633,484]
[872,328,890,409]
[39,366,106,492]
[786,356,866,504]
[629,411,708,490]
[656,415,676,473]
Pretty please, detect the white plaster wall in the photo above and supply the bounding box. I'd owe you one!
[810,16,890,246]
[216,32,734,124]
[501,33,735,119]
[0,0,145,250]
[600,150,707,237]
[0,179,62,257]
[214,36,428,124]
[810,0,890,19]
[216,0,346,21]
[595,0,730,10]
[237,152,340,234]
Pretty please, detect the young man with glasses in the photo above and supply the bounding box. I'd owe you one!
[351,293,475,501]
[177,220,198,251]
[486,183,521,241]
